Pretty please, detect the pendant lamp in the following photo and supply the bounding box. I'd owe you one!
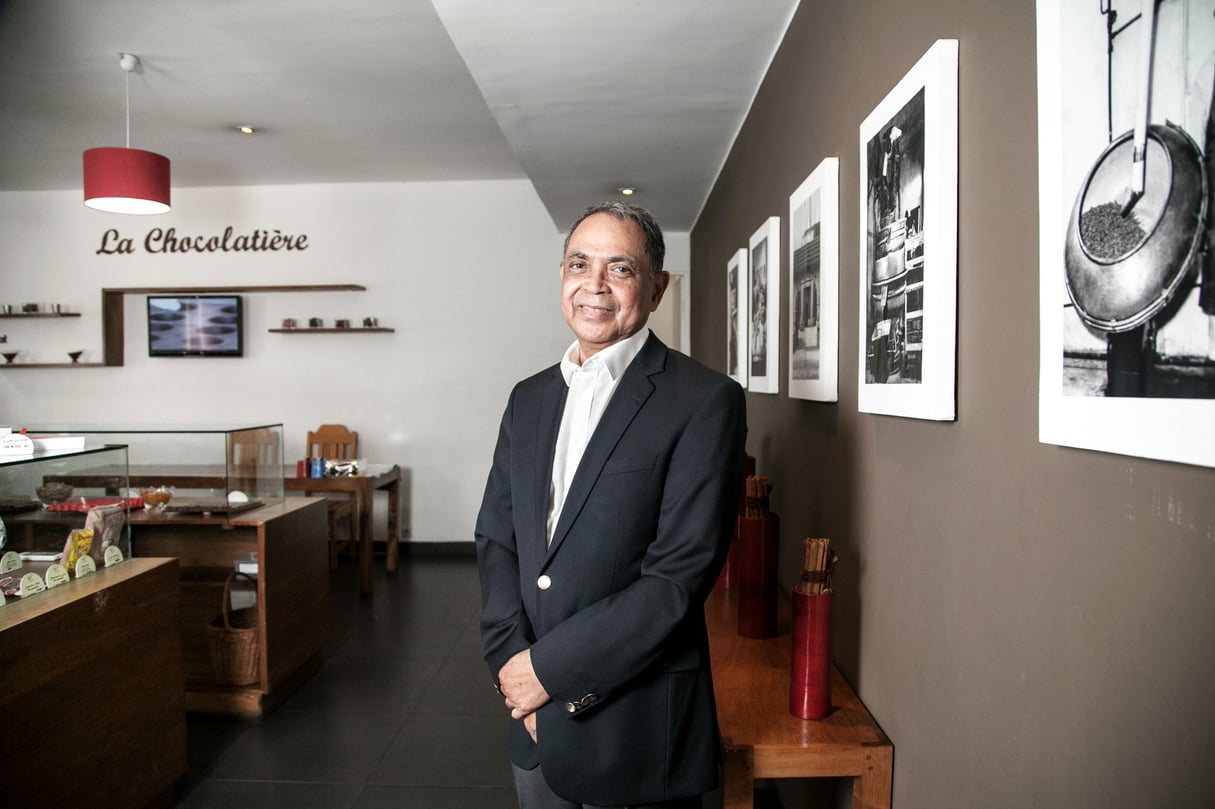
[83,53,171,214]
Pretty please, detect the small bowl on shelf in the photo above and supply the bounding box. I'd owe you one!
[2,351,18,364]
[139,486,175,512]
[35,482,74,506]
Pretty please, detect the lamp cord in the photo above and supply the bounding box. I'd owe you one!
[124,67,131,149]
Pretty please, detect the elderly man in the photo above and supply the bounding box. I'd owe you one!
[476,200,747,808]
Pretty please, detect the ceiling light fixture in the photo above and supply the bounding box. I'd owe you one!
[619,187,636,196]
[237,125,255,135]
[83,53,171,214]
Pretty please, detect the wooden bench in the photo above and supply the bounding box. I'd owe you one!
[705,588,893,809]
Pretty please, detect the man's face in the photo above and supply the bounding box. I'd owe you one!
[560,213,668,362]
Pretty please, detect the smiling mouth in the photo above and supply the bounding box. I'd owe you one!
[577,303,614,316]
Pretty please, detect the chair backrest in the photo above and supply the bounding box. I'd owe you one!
[228,427,282,467]
[306,424,358,460]
[227,427,282,496]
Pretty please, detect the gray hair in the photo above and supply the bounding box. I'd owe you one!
[563,200,666,275]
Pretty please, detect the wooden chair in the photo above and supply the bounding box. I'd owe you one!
[305,424,358,570]
[227,427,282,497]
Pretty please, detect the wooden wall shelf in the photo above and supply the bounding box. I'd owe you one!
[1,363,104,369]
[268,327,395,334]
[0,312,81,318]
[101,284,369,367]
[0,309,88,369]
[104,284,366,295]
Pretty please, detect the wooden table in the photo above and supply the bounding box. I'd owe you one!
[284,463,401,596]
[705,588,893,809]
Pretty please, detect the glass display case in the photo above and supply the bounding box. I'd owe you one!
[0,444,131,559]
[22,424,285,517]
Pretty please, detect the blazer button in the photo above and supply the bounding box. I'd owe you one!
[537,575,552,590]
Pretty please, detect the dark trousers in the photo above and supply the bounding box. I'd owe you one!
[512,764,703,809]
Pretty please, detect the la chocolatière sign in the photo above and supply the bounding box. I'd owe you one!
[97,226,308,255]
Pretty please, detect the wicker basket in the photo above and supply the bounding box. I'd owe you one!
[207,572,260,686]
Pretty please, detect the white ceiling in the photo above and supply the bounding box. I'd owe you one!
[0,0,797,231]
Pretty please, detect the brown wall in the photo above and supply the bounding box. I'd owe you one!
[691,1,1215,806]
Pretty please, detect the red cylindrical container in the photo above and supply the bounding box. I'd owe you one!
[789,590,832,719]
[735,514,779,638]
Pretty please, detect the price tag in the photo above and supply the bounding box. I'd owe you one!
[44,564,70,589]
[0,551,21,573]
[103,546,125,567]
[75,555,97,578]
[19,572,45,597]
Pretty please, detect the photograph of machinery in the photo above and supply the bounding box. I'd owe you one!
[789,156,839,402]
[863,89,925,386]
[1058,0,1214,400]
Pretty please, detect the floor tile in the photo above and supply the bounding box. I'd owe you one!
[176,779,362,809]
[352,784,519,809]
[368,714,514,788]
[205,705,407,783]
[176,555,519,807]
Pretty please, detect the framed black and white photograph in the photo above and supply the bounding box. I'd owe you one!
[727,247,748,386]
[858,38,958,420]
[748,217,781,394]
[789,157,840,402]
[1037,0,1215,468]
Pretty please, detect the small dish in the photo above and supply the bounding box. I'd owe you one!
[139,485,175,512]
[35,482,74,506]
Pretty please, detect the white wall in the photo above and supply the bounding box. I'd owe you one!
[0,179,572,543]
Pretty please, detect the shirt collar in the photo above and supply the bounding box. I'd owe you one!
[560,328,650,387]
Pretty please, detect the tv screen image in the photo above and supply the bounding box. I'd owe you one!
[147,295,243,357]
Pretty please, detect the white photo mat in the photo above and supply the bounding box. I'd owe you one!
[1036,0,1215,468]
[857,38,958,420]
[726,247,748,387]
[788,157,840,402]
[748,216,781,394]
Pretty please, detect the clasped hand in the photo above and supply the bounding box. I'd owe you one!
[498,648,550,742]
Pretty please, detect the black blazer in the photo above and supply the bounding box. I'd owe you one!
[476,334,747,805]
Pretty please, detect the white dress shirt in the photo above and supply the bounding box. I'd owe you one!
[547,328,651,544]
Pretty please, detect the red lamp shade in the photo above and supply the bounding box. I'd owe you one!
[83,147,171,214]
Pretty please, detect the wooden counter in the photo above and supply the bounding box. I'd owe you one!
[0,558,186,809]
[131,497,329,718]
[44,462,404,597]
[706,588,893,809]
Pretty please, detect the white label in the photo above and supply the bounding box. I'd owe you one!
[44,564,70,589]
[75,555,97,578]
[19,572,45,597]
[103,546,125,567]
[0,551,21,573]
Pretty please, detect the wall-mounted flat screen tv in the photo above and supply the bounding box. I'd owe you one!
[147,295,244,357]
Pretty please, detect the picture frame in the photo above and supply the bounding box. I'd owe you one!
[748,216,781,394]
[1036,0,1214,468]
[857,38,958,420]
[726,247,748,387]
[788,157,840,402]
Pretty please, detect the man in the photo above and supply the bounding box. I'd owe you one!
[475,200,747,808]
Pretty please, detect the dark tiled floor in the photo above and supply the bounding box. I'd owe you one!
[175,554,518,809]
[174,555,804,809]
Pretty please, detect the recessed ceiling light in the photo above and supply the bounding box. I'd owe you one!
[619,187,636,196]
[236,125,255,135]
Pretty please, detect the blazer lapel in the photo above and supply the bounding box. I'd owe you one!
[533,367,568,548]
[547,335,666,558]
